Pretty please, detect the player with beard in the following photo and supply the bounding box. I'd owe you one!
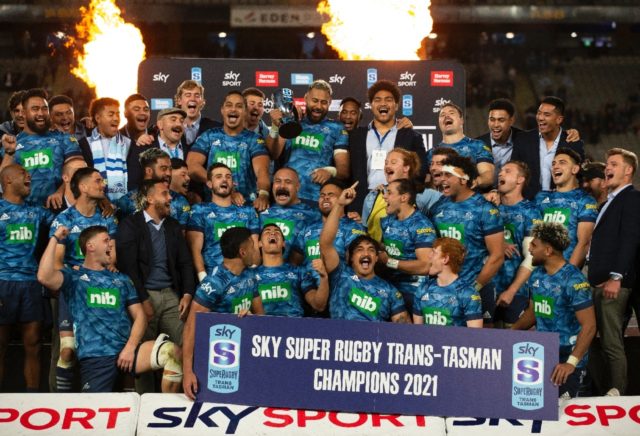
[534,148,597,268]
[0,164,55,392]
[49,167,119,392]
[413,238,483,327]
[259,167,321,260]
[115,148,172,218]
[267,80,349,205]
[39,225,184,393]
[493,161,541,328]
[120,94,151,144]
[320,182,409,322]
[429,155,504,325]
[0,90,26,138]
[186,163,260,281]
[169,158,192,226]
[242,87,269,139]
[378,178,436,312]
[1,88,82,208]
[291,178,366,267]
[255,224,329,317]
[513,222,596,399]
[49,95,88,141]
[187,91,271,211]
[175,80,221,153]
[427,103,494,190]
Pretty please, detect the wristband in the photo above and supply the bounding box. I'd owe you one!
[386,258,399,269]
[566,355,580,367]
[474,281,483,292]
[258,189,270,198]
[269,125,279,138]
[321,166,337,177]
[197,271,207,282]
[53,235,63,244]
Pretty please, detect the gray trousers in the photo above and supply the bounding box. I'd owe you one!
[593,285,631,393]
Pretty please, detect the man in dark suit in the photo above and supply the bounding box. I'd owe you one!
[510,96,584,199]
[116,179,195,347]
[348,80,425,214]
[588,148,640,396]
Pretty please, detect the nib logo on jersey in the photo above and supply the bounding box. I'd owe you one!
[349,287,380,317]
[437,223,465,242]
[262,218,294,240]
[433,97,452,113]
[259,283,292,303]
[6,223,34,244]
[329,74,345,85]
[542,207,570,227]
[87,287,120,309]
[533,295,554,319]
[292,132,323,152]
[398,71,417,87]
[222,71,242,87]
[209,324,241,393]
[512,342,544,411]
[422,307,451,326]
[22,149,53,170]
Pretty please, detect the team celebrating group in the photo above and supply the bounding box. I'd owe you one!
[0,76,638,401]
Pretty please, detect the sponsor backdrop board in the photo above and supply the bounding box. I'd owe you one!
[138,58,466,149]
[193,313,559,420]
[0,393,139,435]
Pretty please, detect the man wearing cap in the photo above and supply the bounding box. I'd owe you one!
[581,162,607,206]
[429,155,504,325]
[534,148,597,268]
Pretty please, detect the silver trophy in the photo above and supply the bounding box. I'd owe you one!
[272,88,302,139]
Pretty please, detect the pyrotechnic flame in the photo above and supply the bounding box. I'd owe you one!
[71,0,145,122]
[318,0,432,60]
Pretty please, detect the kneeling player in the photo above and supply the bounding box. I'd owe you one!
[413,238,483,328]
[38,225,182,393]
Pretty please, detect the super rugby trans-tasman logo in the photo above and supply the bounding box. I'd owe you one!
[512,342,544,410]
[209,324,241,393]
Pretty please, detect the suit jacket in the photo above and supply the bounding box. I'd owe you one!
[349,126,426,213]
[588,185,640,289]
[510,129,584,200]
[476,126,524,149]
[180,116,221,152]
[116,211,196,301]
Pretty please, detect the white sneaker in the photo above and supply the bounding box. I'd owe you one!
[605,388,620,397]
[150,333,170,370]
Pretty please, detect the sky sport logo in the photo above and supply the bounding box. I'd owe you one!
[209,324,241,393]
[512,342,544,410]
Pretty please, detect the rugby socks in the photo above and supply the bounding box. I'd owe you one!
[55,358,74,393]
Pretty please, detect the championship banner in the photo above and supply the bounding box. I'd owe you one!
[137,393,446,435]
[138,58,466,149]
[193,313,559,420]
[0,393,139,435]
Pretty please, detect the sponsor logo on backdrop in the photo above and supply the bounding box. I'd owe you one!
[222,71,242,87]
[398,71,417,87]
[433,98,452,113]
[367,68,378,88]
[151,99,173,110]
[329,99,342,112]
[329,74,345,85]
[256,71,279,87]
[191,67,202,83]
[153,72,170,83]
[512,342,544,411]
[431,71,454,87]
[291,73,314,85]
[294,98,306,111]
[208,324,242,393]
[402,95,413,116]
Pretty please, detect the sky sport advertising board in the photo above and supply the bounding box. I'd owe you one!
[138,58,466,150]
[193,313,559,421]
